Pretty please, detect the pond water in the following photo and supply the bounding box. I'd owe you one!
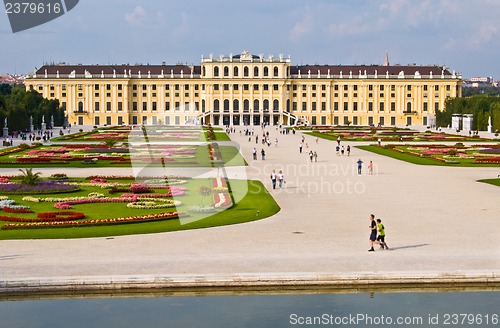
[1,289,498,328]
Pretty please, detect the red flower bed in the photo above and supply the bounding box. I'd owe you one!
[2,212,187,230]
[2,206,34,214]
[474,157,500,164]
[0,211,84,223]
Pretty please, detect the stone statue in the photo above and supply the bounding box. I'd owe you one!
[4,117,7,128]
[489,116,492,126]
[30,115,33,125]
[42,115,45,124]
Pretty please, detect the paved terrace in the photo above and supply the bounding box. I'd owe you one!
[0,128,499,292]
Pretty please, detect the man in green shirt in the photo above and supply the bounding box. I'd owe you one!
[376,219,389,250]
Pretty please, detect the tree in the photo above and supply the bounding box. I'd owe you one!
[19,168,42,186]
[199,185,212,206]
[103,137,119,148]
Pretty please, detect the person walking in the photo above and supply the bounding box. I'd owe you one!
[357,159,363,175]
[368,214,377,252]
[270,170,277,190]
[278,170,284,188]
[368,160,373,175]
[261,148,266,160]
[341,145,345,156]
[337,135,341,146]
[313,151,318,162]
[376,219,389,250]
[252,147,257,160]
[347,145,351,156]
[299,143,303,153]
[336,145,340,156]
[309,150,314,162]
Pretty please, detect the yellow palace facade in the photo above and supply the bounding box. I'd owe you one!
[25,51,462,127]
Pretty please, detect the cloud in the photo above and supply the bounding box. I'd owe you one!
[125,6,147,27]
[290,9,313,41]
[172,12,190,37]
[469,20,500,46]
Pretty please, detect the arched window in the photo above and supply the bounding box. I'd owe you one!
[273,99,279,112]
[253,99,259,112]
[263,99,269,112]
[233,67,239,77]
[214,66,219,77]
[264,67,269,77]
[224,99,230,112]
[273,66,279,77]
[202,66,206,77]
[254,67,259,77]
[286,99,291,112]
[201,99,206,112]
[243,99,250,112]
[223,66,229,77]
[214,99,220,112]
[78,101,83,112]
[233,99,239,112]
[406,102,412,112]
[244,66,249,77]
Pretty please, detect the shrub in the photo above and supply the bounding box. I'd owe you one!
[18,143,31,150]
[447,149,457,156]
[79,129,83,132]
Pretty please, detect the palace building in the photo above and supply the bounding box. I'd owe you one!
[24,50,462,127]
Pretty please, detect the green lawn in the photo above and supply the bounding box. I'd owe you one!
[0,179,279,239]
[357,145,500,167]
[478,178,500,187]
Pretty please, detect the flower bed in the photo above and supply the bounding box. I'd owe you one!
[1,212,187,230]
[0,181,80,194]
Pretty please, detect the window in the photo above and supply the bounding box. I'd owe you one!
[106,93,111,97]
[312,102,317,111]
[142,85,147,91]
[244,66,249,77]
[263,99,269,111]
[214,66,219,77]
[353,85,358,91]
[321,102,326,111]
[423,102,428,111]
[423,85,428,91]
[95,117,100,125]
[434,85,439,91]
[391,85,395,91]
[142,102,147,111]
[118,102,123,111]
[133,85,137,91]
[243,84,249,91]
[166,102,170,111]
[263,85,269,91]
[78,84,83,90]
[446,85,451,91]
[118,84,122,91]
[292,102,297,111]
[406,102,412,112]
[334,85,339,91]
[213,99,220,112]
[94,102,100,111]
[273,99,279,112]
[165,85,170,90]
[214,84,219,91]
[435,102,439,112]
[368,85,373,91]
[185,102,189,111]
[343,102,348,111]
[273,84,279,91]
[253,99,259,112]
[407,85,412,91]
[50,84,54,90]
[233,84,239,91]
[391,116,396,125]
[273,66,279,77]
[293,85,297,91]
[334,102,339,111]
[353,102,358,111]
[391,102,396,111]
[106,102,111,111]
[50,93,54,97]
[380,102,384,112]
[334,116,339,125]
[94,84,99,90]
[61,102,66,110]
[243,99,250,112]
[253,84,259,91]
[344,85,348,91]
[380,85,384,91]
[263,67,269,77]
[224,84,229,91]
[223,66,229,77]
[233,99,239,112]
[62,84,66,90]
[184,84,189,91]
[142,93,147,97]
[133,102,138,111]
[175,102,180,110]
[78,101,83,112]
[78,93,83,97]
[62,93,66,97]
[132,116,137,124]
[234,67,239,77]
[152,102,157,111]
[302,85,307,91]
[368,102,373,111]
[312,85,317,91]
[302,102,307,111]
[106,84,111,91]
[254,67,259,77]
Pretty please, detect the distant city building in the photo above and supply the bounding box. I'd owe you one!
[24,51,462,126]
[0,73,24,85]
[464,76,494,88]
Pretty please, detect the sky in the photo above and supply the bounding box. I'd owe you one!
[1,0,499,79]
